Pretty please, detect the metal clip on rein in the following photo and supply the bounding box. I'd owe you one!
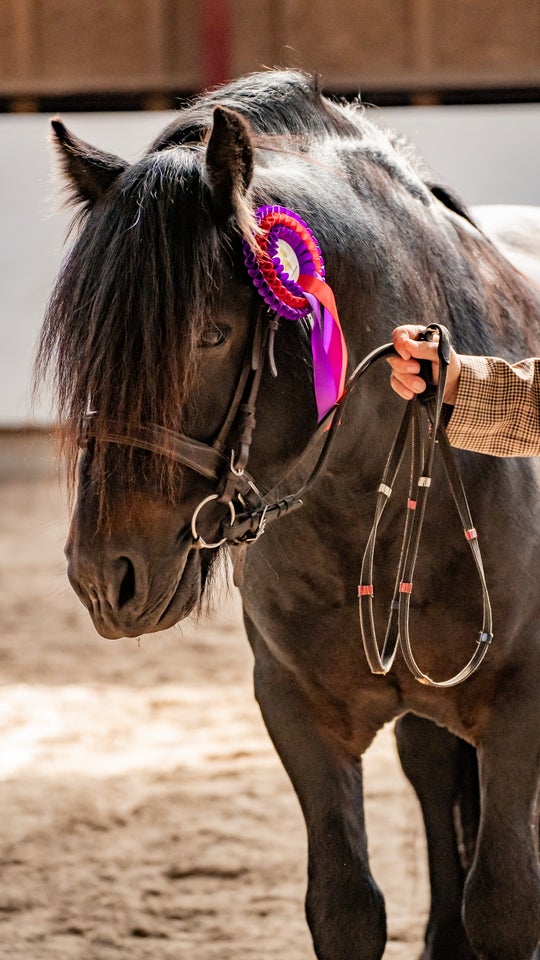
[358,323,494,688]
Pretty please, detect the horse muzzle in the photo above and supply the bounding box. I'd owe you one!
[65,517,203,640]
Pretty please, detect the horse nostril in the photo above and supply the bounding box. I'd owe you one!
[117,557,136,609]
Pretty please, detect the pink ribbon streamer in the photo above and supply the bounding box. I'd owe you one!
[299,274,348,420]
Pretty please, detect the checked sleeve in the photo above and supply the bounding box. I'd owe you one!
[445,355,540,457]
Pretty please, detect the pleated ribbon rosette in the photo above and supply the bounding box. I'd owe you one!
[243,205,348,421]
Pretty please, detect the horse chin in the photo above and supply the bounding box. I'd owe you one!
[89,549,204,641]
[155,551,204,631]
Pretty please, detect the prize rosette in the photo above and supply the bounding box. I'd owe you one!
[243,205,348,420]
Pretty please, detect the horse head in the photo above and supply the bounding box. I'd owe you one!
[42,100,330,639]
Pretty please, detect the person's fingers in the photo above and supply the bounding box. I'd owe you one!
[387,355,422,376]
[403,338,440,379]
[391,325,431,359]
[387,359,428,399]
[389,371,422,401]
[390,325,461,405]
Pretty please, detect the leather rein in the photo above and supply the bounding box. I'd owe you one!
[80,320,493,687]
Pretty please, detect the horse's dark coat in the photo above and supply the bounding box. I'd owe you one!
[37,71,540,960]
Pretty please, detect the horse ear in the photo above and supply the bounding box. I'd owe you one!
[50,118,128,207]
[205,106,254,219]
[428,182,477,227]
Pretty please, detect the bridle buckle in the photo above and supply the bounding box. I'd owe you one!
[241,504,269,544]
[230,450,245,477]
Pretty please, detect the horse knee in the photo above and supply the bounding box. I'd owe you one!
[464,707,540,960]
[463,858,540,960]
[306,861,386,960]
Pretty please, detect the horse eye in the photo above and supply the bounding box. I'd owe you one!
[197,324,229,348]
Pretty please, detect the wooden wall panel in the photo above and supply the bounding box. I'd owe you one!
[0,0,200,96]
[0,4,19,81]
[229,0,277,78]
[277,0,414,87]
[36,0,163,87]
[0,0,35,84]
[0,0,539,101]
[431,0,540,84]
[152,0,201,90]
[275,0,540,89]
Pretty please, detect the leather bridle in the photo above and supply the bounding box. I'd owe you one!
[79,304,396,546]
[79,319,493,688]
[80,305,308,548]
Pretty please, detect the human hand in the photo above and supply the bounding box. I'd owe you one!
[387,325,461,404]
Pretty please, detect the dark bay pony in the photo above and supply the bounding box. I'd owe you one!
[36,71,540,960]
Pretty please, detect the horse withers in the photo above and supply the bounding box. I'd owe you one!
[36,71,540,960]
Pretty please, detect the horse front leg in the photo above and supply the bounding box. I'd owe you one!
[463,691,540,960]
[249,625,387,960]
[395,713,479,960]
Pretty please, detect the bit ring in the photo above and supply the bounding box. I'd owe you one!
[191,495,235,549]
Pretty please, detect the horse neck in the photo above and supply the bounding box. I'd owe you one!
[312,202,540,495]
[427,209,540,357]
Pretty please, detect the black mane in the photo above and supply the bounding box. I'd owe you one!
[150,70,361,149]
[36,142,235,496]
[150,70,434,206]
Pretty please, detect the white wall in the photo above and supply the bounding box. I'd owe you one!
[1,103,539,425]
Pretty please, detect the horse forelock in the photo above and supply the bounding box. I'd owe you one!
[36,145,247,504]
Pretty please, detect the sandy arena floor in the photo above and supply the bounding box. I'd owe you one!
[0,433,429,959]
